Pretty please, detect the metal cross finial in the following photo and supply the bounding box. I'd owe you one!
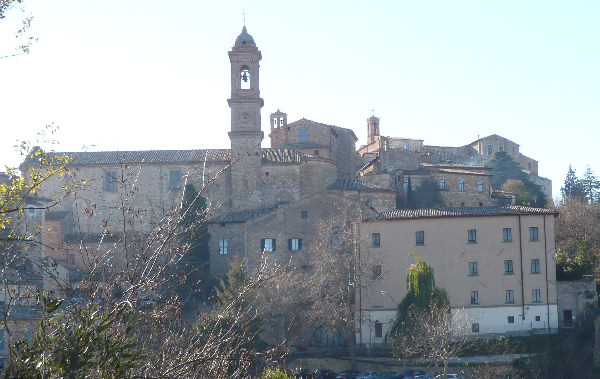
[243,9,246,27]
[371,108,375,116]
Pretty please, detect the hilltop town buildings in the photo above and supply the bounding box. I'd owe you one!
[20,26,559,346]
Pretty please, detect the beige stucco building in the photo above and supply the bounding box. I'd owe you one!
[356,206,559,346]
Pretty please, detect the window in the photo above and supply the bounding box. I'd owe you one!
[469,262,478,276]
[477,181,483,192]
[529,227,539,241]
[299,128,308,142]
[104,171,117,192]
[301,210,308,219]
[503,228,512,242]
[532,289,541,303]
[261,238,276,252]
[472,323,480,333]
[404,142,409,150]
[0,329,4,350]
[468,229,477,244]
[288,238,302,251]
[375,321,383,338]
[416,231,424,246]
[313,150,320,156]
[458,180,464,191]
[506,290,515,304]
[439,178,446,189]
[240,66,251,89]
[169,170,181,190]
[403,181,409,190]
[563,310,573,327]
[498,144,505,152]
[219,239,228,255]
[535,315,541,322]
[531,259,540,274]
[507,316,515,324]
[504,260,514,275]
[470,290,479,305]
[372,265,382,280]
[486,144,493,155]
[372,233,380,248]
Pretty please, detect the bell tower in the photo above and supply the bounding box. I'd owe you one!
[227,26,264,210]
[367,115,380,144]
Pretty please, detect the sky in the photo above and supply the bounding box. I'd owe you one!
[0,1,598,200]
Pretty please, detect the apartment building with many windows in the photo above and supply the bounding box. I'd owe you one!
[356,206,559,347]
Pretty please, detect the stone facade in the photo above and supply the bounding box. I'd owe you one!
[556,278,597,328]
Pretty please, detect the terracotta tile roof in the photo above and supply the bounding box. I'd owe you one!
[364,206,558,221]
[329,179,394,191]
[208,206,277,224]
[261,148,304,164]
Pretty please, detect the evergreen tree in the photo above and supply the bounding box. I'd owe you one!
[581,165,599,203]
[561,165,585,200]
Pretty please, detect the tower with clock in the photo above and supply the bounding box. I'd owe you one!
[227,26,265,210]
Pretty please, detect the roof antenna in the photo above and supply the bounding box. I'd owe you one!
[243,9,246,27]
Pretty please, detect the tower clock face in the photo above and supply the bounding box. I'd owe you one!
[239,112,251,124]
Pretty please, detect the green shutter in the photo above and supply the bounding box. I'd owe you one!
[288,239,292,251]
[298,238,302,250]
[261,239,265,251]
[272,239,276,252]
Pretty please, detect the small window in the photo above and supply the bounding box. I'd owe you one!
[530,227,539,241]
[219,239,228,255]
[477,181,483,192]
[288,238,302,251]
[261,238,276,252]
[563,310,573,327]
[372,265,382,280]
[404,142,409,150]
[504,260,513,275]
[486,144,493,155]
[372,233,380,248]
[506,290,514,304]
[498,144,505,152]
[105,171,117,192]
[531,259,540,274]
[469,262,478,276]
[299,128,308,142]
[169,170,181,190]
[458,180,464,192]
[468,229,477,244]
[265,171,269,176]
[301,210,308,219]
[416,231,424,246]
[403,181,409,190]
[313,150,320,156]
[532,289,541,303]
[472,323,480,333]
[507,316,515,324]
[535,315,541,322]
[0,329,4,350]
[240,66,251,89]
[69,254,76,266]
[503,228,512,242]
[470,290,479,305]
[440,178,445,189]
[375,321,383,338]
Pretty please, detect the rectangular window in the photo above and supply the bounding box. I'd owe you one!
[313,149,320,156]
[469,262,478,276]
[477,181,483,192]
[69,254,75,266]
[507,316,515,324]
[530,227,539,241]
[415,231,424,246]
[403,181,409,190]
[0,329,4,350]
[372,233,380,248]
[486,144,493,155]
[439,178,445,189]
[563,310,573,327]
[531,259,540,274]
[219,239,228,255]
[301,210,308,219]
[104,171,117,192]
[261,238,276,252]
[504,260,513,275]
[458,180,464,192]
[468,229,477,244]
[169,170,181,190]
[532,289,541,303]
[535,315,541,322]
[404,142,409,150]
[506,290,515,304]
[288,238,302,251]
[375,321,383,338]
[503,228,512,242]
[299,128,308,142]
[472,323,480,333]
[372,265,382,280]
[498,144,505,152]
[470,290,479,305]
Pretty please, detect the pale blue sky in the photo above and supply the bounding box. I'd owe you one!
[1,1,599,199]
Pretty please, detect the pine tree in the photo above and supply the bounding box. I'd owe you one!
[581,165,599,203]
[561,165,585,200]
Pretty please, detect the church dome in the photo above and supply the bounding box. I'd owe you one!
[234,26,256,47]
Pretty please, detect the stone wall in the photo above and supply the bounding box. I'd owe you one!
[557,278,597,328]
[208,222,247,277]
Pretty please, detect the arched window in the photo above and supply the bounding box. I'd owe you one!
[240,66,251,89]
